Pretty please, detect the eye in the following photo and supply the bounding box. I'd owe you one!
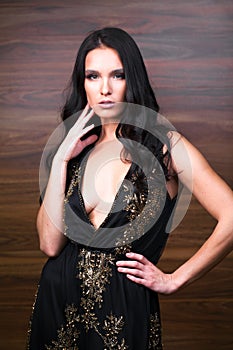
[85,74,99,80]
[113,73,125,80]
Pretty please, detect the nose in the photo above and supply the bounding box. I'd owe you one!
[100,78,111,96]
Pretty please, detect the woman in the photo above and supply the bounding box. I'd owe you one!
[27,27,233,349]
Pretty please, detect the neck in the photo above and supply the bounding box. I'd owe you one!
[98,120,119,142]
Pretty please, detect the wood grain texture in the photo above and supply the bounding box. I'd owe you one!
[0,1,232,349]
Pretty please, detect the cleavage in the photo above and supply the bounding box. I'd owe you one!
[80,140,131,229]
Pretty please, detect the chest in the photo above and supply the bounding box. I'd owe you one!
[80,142,131,216]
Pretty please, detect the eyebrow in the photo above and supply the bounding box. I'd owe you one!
[85,68,124,74]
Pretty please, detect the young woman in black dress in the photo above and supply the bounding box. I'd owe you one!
[27,27,233,349]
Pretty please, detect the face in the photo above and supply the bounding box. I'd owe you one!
[84,46,127,120]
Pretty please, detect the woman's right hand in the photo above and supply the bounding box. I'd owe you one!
[55,104,98,164]
[38,104,98,257]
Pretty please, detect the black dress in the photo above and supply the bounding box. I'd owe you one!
[27,146,177,350]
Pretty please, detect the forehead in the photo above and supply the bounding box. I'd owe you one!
[85,47,123,70]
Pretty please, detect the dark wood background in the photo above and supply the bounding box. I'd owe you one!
[0,1,232,349]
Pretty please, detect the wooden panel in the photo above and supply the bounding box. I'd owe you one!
[0,1,232,349]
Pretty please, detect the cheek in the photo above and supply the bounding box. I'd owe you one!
[84,82,93,103]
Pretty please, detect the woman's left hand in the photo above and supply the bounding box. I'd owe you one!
[116,252,177,295]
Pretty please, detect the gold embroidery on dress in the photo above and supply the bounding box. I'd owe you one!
[67,164,80,199]
[77,248,128,349]
[63,163,81,236]
[114,244,132,256]
[102,313,128,350]
[26,284,40,349]
[45,304,80,350]
[124,189,147,221]
[115,167,166,247]
[77,248,114,315]
[148,313,162,350]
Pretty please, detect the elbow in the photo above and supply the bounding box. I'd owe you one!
[38,228,66,257]
[37,213,66,257]
[39,242,61,257]
[40,241,64,258]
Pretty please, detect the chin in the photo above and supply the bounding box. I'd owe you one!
[93,102,126,121]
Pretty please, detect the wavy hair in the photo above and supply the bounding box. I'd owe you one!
[62,27,173,180]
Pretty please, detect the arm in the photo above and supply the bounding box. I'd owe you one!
[37,105,97,257]
[116,133,233,294]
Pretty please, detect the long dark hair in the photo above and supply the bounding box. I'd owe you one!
[62,27,159,119]
[62,27,173,180]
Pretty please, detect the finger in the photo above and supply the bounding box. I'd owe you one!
[80,104,95,123]
[116,260,144,269]
[79,103,90,119]
[81,134,98,148]
[117,267,144,278]
[65,133,97,160]
[73,108,95,132]
[77,123,96,139]
[126,252,148,265]
[71,104,90,129]
[126,274,145,285]
[84,108,95,122]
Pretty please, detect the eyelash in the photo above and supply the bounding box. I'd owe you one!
[114,73,125,80]
[85,73,125,80]
[85,74,98,80]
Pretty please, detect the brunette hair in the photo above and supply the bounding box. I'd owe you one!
[62,27,159,119]
[62,27,173,180]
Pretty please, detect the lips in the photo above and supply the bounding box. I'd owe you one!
[98,100,115,109]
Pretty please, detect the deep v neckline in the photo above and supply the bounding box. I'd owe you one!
[77,148,133,231]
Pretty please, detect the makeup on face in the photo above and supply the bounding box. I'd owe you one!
[84,47,126,119]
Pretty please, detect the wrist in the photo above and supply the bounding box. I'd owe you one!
[170,269,189,293]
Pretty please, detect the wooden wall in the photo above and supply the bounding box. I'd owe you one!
[0,1,232,349]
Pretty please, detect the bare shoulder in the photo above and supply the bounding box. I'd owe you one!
[168,131,210,173]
